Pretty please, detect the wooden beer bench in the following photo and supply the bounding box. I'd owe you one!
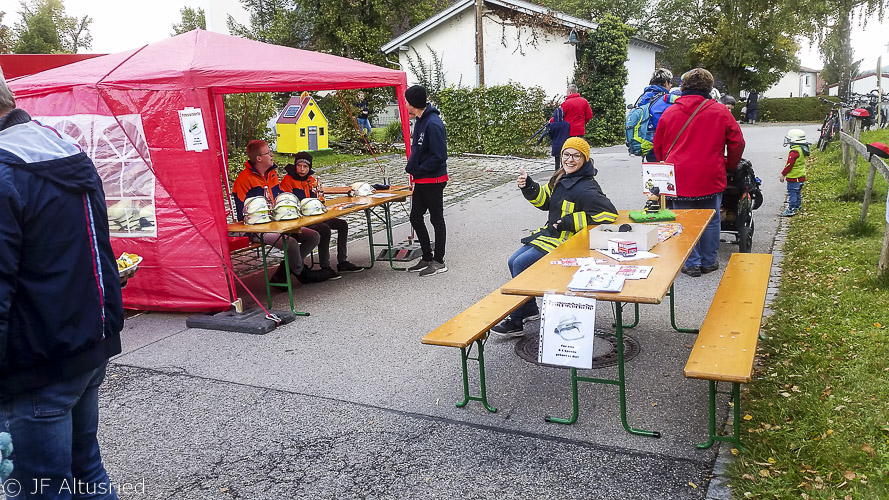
[422,288,531,413]
[684,252,772,449]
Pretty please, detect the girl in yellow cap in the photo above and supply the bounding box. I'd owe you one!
[492,137,618,337]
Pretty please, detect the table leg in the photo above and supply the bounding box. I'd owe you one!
[668,283,699,333]
[362,203,406,271]
[263,234,309,317]
[612,302,639,329]
[546,303,660,437]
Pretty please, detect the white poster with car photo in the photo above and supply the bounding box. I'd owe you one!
[538,293,596,369]
[642,163,677,196]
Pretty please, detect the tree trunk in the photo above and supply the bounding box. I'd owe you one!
[837,11,853,102]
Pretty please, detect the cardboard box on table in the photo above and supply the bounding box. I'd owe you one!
[589,224,658,251]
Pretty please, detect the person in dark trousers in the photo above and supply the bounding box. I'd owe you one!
[746,90,759,124]
[0,70,124,499]
[548,107,570,170]
[356,91,371,136]
[403,85,449,277]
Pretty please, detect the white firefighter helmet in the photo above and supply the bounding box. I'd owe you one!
[349,182,375,197]
[299,197,327,216]
[783,128,807,146]
[554,314,584,341]
[273,192,301,221]
[243,196,272,225]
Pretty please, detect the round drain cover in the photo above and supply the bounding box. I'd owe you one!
[514,330,641,369]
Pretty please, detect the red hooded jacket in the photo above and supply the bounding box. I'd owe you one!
[652,95,745,197]
[560,93,593,136]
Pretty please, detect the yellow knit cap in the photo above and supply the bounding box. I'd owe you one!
[561,137,591,162]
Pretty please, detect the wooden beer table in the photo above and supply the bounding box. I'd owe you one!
[228,190,411,315]
[499,209,714,437]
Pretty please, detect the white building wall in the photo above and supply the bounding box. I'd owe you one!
[397,8,654,107]
[763,71,819,98]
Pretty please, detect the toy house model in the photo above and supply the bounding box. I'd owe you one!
[276,91,329,153]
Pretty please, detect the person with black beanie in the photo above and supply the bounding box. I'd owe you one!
[403,85,449,277]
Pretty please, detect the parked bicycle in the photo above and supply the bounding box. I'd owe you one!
[817,97,843,151]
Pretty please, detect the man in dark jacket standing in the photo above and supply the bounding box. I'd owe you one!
[0,72,124,498]
[560,84,593,138]
[403,85,449,277]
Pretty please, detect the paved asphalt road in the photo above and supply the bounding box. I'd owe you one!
[97,123,818,499]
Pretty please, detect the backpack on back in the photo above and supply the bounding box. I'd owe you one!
[625,93,664,156]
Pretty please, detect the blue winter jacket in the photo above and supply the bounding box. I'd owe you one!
[405,105,448,180]
[0,109,123,394]
[639,84,678,132]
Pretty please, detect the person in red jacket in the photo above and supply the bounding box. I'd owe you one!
[560,84,593,137]
[653,68,745,277]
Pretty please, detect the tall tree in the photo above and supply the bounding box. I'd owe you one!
[534,0,647,26]
[808,0,886,100]
[574,15,633,146]
[650,0,801,97]
[0,12,16,53]
[171,6,206,36]
[13,0,91,54]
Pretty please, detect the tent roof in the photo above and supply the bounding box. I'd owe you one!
[11,30,407,96]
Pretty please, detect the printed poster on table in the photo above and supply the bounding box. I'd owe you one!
[178,107,209,152]
[642,162,677,196]
[538,293,596,369]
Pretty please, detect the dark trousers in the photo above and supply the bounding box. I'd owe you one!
[410,182,447,263]
[308,218,349,268]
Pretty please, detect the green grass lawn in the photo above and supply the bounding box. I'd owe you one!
[728,129,889,498]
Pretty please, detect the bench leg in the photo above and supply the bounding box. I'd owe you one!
[668,284,699,333]
[697,381,743,450]
[455,337,497,413]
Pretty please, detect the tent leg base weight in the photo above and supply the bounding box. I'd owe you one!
[186,308,297,334]
[377,239,427,262]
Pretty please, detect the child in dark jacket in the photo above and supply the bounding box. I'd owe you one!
[548,108,570,170]
[280,152,363,278]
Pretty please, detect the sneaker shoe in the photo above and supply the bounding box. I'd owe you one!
[681,266,702,277]
[337,261,363,273]
[321,267,342,280]
[701,263,719,274]
[490,317,525,337]
[296,268,327,284]
[523,313,540,323]
[419,261,448,277]
[779,208,796,217]
[269,263,288,284]
[407,259,432,272]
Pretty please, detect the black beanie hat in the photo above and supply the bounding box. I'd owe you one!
[294,151,313,166]
[404,85,427,109]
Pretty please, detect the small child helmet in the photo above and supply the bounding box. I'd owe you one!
[783,129,807,146]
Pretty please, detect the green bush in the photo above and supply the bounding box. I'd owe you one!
[437,84,548,156]
[732,96,837,123]
[382,121,404,144]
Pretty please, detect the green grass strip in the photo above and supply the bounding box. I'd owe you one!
[728,128,889,498]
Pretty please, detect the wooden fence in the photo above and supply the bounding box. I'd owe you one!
[838,119,889,275]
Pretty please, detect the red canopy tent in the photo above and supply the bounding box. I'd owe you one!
[9,30,413,311]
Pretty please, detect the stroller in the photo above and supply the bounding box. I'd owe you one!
[720,158,762,252]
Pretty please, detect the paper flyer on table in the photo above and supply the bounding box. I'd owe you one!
[592,249,660,262]
[369,193,397,198]
[593,264,653,280]
[539,293,596,369]
[567,268,625,292]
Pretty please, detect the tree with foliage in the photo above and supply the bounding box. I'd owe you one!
[574,15,633,146]
[0,12,15,53]
[649,0,801,98]
[171,6,205,36]
[807,0,886,101]
[13,0,91,54]
[227,0,309,49]
[534,0,648,26]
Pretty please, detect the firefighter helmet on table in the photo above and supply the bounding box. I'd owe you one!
[273,192,301,221]
[349,182,375,197]
[243,196,272,224]
[299,197,326,216]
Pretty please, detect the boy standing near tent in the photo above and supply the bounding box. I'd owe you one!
[404,85,449,277]
[280,151,363,279]
[233,140,327,284]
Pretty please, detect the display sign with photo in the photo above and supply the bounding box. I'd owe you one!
[642,162,677,196]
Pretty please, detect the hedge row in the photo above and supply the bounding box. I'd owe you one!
[731,96,837,123]
[436,84,548,156]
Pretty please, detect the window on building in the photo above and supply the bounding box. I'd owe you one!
[300,128,306,137]
[320,127,325,136]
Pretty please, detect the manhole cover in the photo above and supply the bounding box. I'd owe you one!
[514,330,641,369]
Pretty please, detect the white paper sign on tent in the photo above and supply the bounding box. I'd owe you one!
[178,107,209,152]
[642,162,677,196]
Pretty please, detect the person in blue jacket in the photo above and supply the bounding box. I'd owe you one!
[0,71,124,498]
[404,85,450,277]
[638,68,679,162]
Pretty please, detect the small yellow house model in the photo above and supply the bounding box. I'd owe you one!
[275,91,329,153]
